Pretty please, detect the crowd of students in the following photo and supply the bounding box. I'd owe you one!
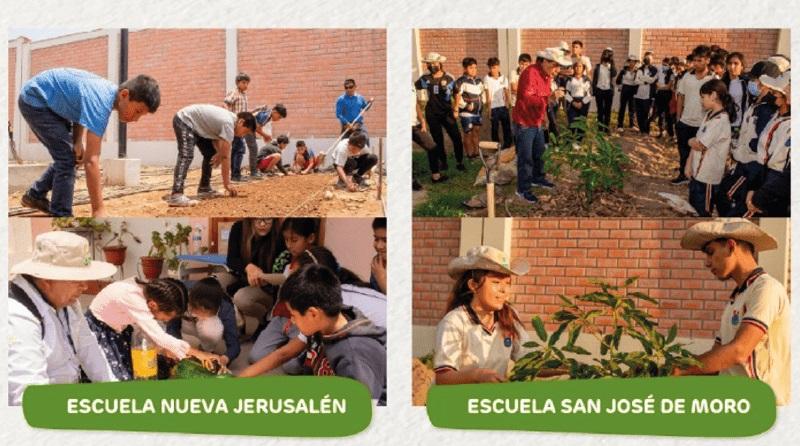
[414,41,790,216]
[8,218,388,405]
[16,68,376,215]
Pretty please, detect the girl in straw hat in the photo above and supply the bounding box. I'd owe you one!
[433,246,529,384]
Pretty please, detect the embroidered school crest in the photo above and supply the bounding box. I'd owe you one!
[503,337,512,348]
[731,309,741,326]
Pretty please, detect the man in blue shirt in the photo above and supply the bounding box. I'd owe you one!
[335,79,370,141]
[17,68,161,217]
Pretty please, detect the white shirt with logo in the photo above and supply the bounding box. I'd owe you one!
[691,110,731,185]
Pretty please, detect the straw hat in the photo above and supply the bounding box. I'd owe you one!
[760,72,790,95]
[11,231,117,281]
[537,47,573,67]
[680,219,778,252]
[448,245,529,279]
[422,52,447,63]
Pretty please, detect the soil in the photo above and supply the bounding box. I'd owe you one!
[9,166,385,217]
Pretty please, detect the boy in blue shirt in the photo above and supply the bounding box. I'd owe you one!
[335,79,370,141]
[17,68,160,217]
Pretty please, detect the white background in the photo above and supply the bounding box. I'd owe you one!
[2,0,798,444]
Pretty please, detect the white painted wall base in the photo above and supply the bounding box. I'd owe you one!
[102,158,140,186]
[8,163,49,192]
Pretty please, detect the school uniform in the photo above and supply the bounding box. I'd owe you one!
[565,75,593,138]
[634,65,658,134]
[676,70,715,179]
[751,113,791,216]
[616,69,638,129]
[592,63,617,131]
[483,74,512,149]
[653,65,675,136]
[455,74,485,132]
[723,75,749,132]
[415,72,464,173]
[688,110,731,216]
[434,306,527,381]
[717,268,790,405]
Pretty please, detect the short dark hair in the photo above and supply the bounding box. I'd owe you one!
[273,103,287,118]
[119,74,161,112]
[235,72,251,83]
[237,112,256,132]
[188,277,226,313]
[572,40,583,48]
[296,140,306,148]
[281,263,342,317]
[348,131,368,149]
[462,57,478,68]
[276,134,289,145]
[518,53,532,63]
[372,217,386,231]
[487,57,500,67]
[281,218,318,238]
[692,45,711,59]
[710,55,726,67]
[344,78,356,88]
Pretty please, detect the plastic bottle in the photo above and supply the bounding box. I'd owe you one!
[192,225,203,255]
[131,331,157,380]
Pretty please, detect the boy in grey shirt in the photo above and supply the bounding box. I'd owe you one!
[330,131,377,192]
[169,104,256,206]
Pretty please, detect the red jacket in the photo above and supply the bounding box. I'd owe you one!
[512,63,551,128]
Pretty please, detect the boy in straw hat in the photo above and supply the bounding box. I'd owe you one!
[675,219,789,405]
[434,246,530,384]
[8,231,118,405]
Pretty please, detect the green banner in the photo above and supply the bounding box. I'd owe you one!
[427,376,775,437]
[23,376,372,437]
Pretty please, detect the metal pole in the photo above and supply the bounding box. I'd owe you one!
[376,137,383,200]
[118,28,129,158]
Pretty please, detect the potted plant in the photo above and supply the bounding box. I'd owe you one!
[102,221,142,267]
[140,223,192,280]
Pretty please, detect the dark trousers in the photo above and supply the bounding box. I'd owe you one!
[425,111,464,172]
[617,85,637,128]
[490,107,513,149]
[595,88,614,131]
[343,153,379,183]
[18,97,77,216]
[515,125,546,193]
[635,98,653,134]
[717,161,760,216]
[172,115,215,194]
[689,179,719,217]
[676,121,699,178]
[653,90,674,136]
[232,136,245,178]
[567,101,590,139]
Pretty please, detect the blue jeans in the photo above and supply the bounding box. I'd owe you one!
[231,136,246,178]
[18,97,77,216]
[515,125,546,193]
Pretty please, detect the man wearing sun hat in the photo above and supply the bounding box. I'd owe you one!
[676,219,789,405]
[512,47,572,205]
[8,231,119,405]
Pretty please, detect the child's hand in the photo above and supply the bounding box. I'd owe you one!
[347,182,358,192]
[470,368,504,383]
[211,154,222,168]
[73,142,85,165]
[225,184,238,197]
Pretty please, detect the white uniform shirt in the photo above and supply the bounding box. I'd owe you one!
[434,306,527,380]
[731,102,762,164]
[756,114,791,172]
[8,275,116,405]
[691,110,731,185]
[718,270,790,405]
[483,74,509,109]
[595,64,612,90]
[620,69,637,86]
[509,69,521,107]
[634,66,657,99]
[88,278,191,359]
[565,76,593,104]
[677,71,715,127]
[330,138,361,167]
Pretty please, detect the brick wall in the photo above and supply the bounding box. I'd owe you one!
[642,29,780,70]
[413,218,742,341]
[8,46,16,128]
[418,29,499,76]
[521,29,630,70]
[412,218,461,325]
[127,29,226,141]
[238,29,386,138]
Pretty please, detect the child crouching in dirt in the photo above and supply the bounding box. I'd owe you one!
[256,134,291,176]
[434,246,529,384]
[168,104,256,207]
[292,140,322,174]
[330,131,377,192]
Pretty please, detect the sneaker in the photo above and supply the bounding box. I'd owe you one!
[196,189,224,199]
[670,176,689,185]
[516,190,539,204]
[21,191,51,214]
[167,194,199,207]
[456,163,466,171]
[532,179,555,189]
[249,172,264,180]
[231,176,249,183]
[412,179,423,191]
[431,174,449,183]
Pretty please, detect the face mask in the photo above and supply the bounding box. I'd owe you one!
[747,81,761,97]
[428,64,440,74]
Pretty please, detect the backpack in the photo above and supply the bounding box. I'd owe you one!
[9,281,45,338]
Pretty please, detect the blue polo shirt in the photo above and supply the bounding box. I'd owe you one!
[335,93,368,125]
[20,68,118,136]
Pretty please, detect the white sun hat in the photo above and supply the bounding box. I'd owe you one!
[10,231,117,281]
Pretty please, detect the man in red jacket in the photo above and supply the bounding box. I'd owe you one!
[512,48,572,204]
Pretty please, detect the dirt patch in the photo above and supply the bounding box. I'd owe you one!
[9,166,385,217]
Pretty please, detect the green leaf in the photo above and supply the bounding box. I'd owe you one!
[666,325,678,344]
[522,341,540,349]
[566,325,581,348]
[531,316,548,342]
[624,276,639,287]
[549,323,568,347]
[628,291,658,305]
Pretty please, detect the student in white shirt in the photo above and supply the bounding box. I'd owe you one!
[673,45,715,185]
[685,79,735,216]
[565,60,593,140]
[634,53,658,135]
[483,57,512,149]
[8,231,118,405]
[592,47,617,132]
[615,56,639,130]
